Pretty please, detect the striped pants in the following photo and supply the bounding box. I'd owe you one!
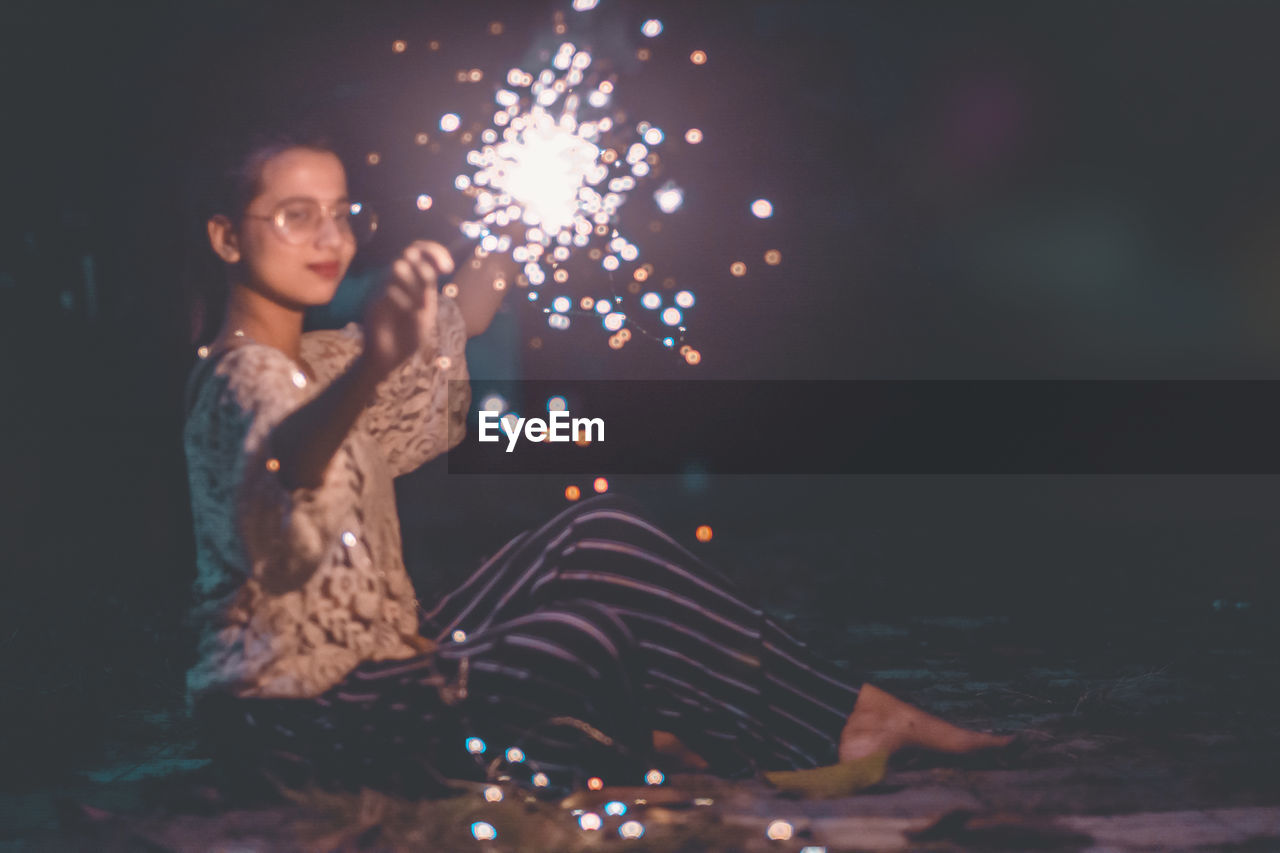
[193,495,861,796]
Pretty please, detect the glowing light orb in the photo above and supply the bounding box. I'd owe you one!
[675,290,695,308]
[593,477,609,493]
[696,525,713,542]
[484,785,504,802]
[766,820,794,841]
[392,40,406,53]
[663,337,674,347]
[731,261,747,277]
[661,307,682,326]
[690,50,707,65]
[471,821,497,841]
[642,292,661,310]
[565,485,581,501]
[642,19,663,37]
[587,776,604,790]
[643,127,664,145]
[595,300,611,315]
[532,772,549,787]
[645,769,664,785]
[603,312,626,331]
[619,820,645,839]
[751,198,774,218]
[466,737,486,754]
[685,128,703,144]
[655,183,684,214]
[505,746,525,763]
[579,813,603,831]
[552,296,572,313]
[547,396,568,411]
[416,194,433,211]
[572,0,598,9]
[452,629,467,642]
[480,394,506,413]
[440,113,461,132]
[765,249,782,265]
[605,800,627,816]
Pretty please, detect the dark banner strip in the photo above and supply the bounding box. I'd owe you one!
[445,381,1280,475]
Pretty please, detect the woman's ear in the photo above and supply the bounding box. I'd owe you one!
[207,214,241,264]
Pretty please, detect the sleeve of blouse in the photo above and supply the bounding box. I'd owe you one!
[304,294,471,478]
[208,345,361,594]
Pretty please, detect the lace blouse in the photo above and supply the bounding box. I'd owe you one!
[182,297,470,708]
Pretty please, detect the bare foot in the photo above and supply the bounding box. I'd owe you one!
[839,683,1014,763]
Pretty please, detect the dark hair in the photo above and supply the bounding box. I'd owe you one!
[214,132,340,224]
[184,130,342,345]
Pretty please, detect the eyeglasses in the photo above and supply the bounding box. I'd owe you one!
[244,198,379,246]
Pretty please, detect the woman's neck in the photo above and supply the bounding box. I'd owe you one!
[219,283,306,363]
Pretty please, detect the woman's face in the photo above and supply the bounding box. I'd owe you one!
[232,148,356,309]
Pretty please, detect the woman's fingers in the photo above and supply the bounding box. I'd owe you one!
[411,240,455,278]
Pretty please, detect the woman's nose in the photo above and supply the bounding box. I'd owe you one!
[315,213,347,248]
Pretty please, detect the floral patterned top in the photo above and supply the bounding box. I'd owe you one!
[182,297,470,708]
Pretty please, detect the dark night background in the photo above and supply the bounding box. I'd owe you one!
[2,0,1280,793]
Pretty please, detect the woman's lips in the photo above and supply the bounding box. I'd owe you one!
[307,261,342,279]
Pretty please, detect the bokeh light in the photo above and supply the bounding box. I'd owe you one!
[696,525,713,542]
[471,821,497,841]
[751,198,774,218]
[593,477,609,493]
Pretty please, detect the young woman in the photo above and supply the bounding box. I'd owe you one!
[183,136,1013,797]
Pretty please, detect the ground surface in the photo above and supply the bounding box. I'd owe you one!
[2,607,1277,852]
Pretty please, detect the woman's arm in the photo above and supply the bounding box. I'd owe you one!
[450,252,516,338]
[271,241,448,489]
[267,353,383,490]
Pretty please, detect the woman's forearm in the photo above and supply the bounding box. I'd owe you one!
[268,354,385,491]
[452,254,516,338]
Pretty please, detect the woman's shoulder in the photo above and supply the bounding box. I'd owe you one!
[184,341,305,424]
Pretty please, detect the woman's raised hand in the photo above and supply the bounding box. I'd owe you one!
[361,241,455,379]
